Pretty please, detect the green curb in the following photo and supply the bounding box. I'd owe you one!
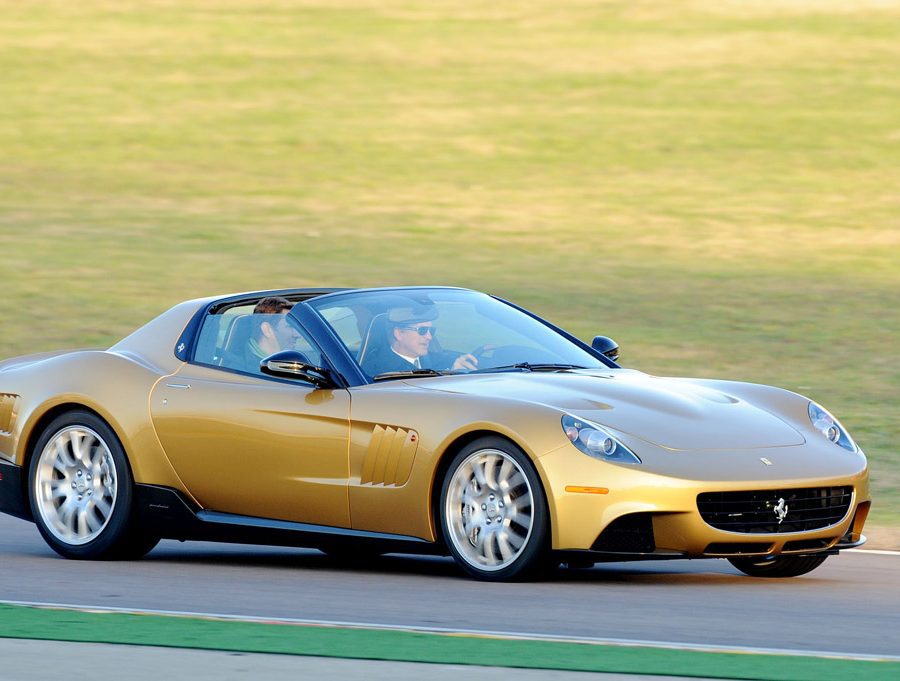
[1,604,896,680]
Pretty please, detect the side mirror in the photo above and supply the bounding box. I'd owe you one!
[591,336,619,363]
[260,350,335,388]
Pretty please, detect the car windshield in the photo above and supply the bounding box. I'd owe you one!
[308,288,607,380]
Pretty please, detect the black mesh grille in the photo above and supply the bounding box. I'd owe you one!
[592,513,655,553]
[697,486,853,534]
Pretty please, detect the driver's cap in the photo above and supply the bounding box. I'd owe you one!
[388,304,438,325]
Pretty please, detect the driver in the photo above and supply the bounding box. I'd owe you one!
[361,304,478,376]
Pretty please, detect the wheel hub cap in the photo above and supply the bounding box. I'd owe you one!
[74,473,89,494]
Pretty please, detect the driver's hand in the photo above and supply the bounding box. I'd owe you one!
[451,353,479,371]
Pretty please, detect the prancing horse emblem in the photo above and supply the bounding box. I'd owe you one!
[773,498,789,524]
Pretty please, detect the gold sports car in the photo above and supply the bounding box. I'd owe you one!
[0,287,870,581]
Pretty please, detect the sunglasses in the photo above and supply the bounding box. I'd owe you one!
[400,325,436,336]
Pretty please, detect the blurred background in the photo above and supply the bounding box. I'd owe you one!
[1,0,897,524]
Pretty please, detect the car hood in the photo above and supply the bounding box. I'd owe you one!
[410,369,805,451]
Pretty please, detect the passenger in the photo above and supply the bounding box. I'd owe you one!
[239,296,301,372]
[361,305,478,376]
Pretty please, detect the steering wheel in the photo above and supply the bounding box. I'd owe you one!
[470,344,494,360]
[470,344,550,368]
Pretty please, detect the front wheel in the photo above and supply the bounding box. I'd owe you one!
[728,554,828,578]
[28,410,152,560]
[440,437,549,581]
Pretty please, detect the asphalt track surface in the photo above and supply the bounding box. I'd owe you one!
[2,514,898,659]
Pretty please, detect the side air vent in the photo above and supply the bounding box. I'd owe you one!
[0,394,18,436]
[360,425,419,486]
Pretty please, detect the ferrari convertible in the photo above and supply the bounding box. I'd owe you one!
[0,287,869,580]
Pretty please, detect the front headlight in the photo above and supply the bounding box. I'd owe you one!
[808,401,857,453]
[562,415,641,464]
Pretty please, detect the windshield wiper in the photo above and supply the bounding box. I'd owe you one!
[374,364,589,380]
[373,368,451,381]
[472,363,588,374]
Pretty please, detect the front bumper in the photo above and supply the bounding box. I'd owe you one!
[536,444,870,558]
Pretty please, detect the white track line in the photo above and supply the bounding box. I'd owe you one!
[2,599,898,663]
[847,548,900,556]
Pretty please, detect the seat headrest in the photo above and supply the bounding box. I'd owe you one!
[357,313,390,364]
[222,315,256,354]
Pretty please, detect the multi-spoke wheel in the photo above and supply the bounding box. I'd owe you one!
[728,554,828,578]
[440,437,548,581]
[28,411,157,560]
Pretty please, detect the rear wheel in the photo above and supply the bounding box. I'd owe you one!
[728,554,828,578]
[28,411,155,560]
[440,437,549,581]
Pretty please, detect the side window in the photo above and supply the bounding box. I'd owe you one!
[193,308,250,366]
[193,307,323,376]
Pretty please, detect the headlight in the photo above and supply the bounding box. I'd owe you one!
[562,415,641,464]
[808,401,857,453]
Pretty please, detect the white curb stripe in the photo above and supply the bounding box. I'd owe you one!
[2,599,898,663]
[846,548,900,556]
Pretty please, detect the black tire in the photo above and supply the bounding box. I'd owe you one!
[728,554,828,578]
[439,436,549,581]
[27,410,153,560]
[114,532,161,560]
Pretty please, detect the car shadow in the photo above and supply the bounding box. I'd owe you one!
[139,542,837,585]
[143,543,463,578]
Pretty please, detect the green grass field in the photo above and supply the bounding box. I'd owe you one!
[1,1,897,521]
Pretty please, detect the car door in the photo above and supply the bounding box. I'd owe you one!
[149,362,351,528]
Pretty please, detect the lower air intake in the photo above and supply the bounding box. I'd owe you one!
[783,538,836,552]
[592,513,655,553]
[704,542,773,555]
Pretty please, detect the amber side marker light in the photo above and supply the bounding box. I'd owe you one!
[565,486,609,495]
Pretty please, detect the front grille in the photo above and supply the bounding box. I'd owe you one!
[697,487,852,534]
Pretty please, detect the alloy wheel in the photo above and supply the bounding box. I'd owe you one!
[444,448,535,572]
[33,426,118,546]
